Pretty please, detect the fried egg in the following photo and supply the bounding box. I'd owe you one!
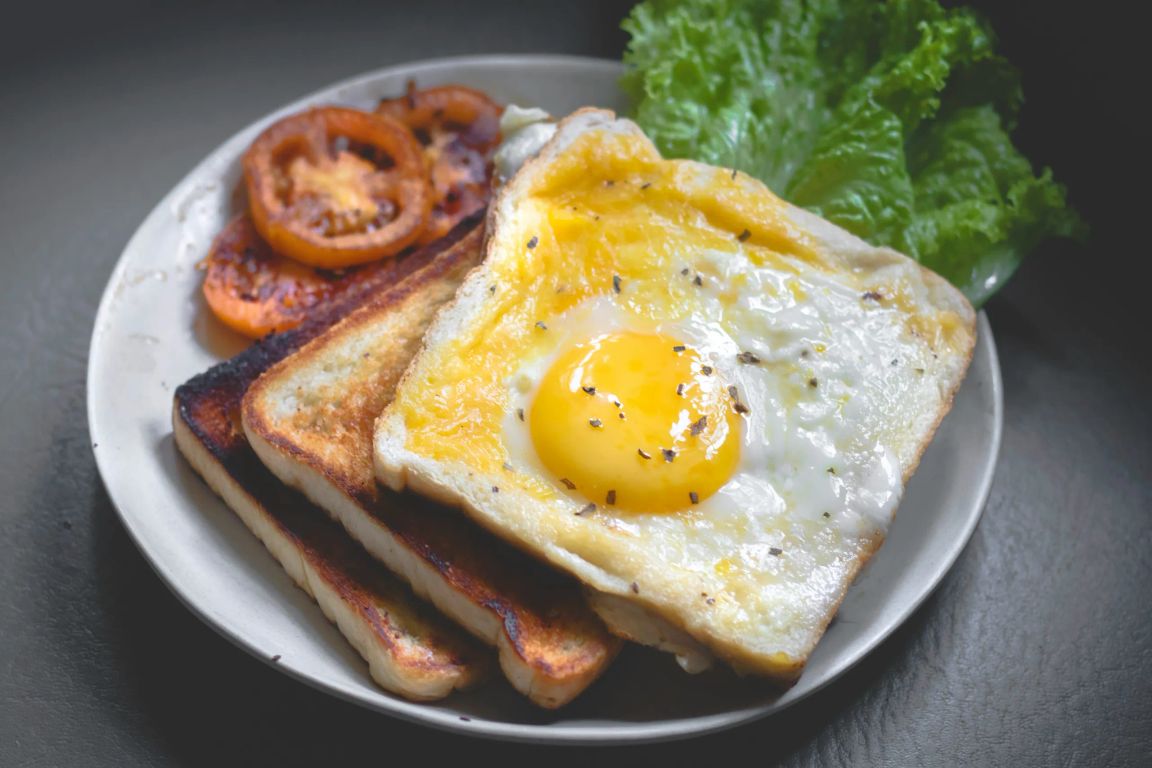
[375,109,976,682]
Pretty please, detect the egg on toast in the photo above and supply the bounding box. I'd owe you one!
[373,109,976,684]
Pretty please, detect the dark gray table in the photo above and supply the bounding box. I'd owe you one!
[2,1,1147,764]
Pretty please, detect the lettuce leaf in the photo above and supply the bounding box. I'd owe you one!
[622,0,1083,305]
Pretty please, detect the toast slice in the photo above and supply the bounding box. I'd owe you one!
[373,110,977,684]
[173,220,490,701]
[242,223,620,708]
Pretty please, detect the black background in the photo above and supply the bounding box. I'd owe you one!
[1,1,1148,765]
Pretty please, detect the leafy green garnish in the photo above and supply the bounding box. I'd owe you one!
[622,0,1083,305]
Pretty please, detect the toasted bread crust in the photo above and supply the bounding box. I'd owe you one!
[243,222,620,708]
[243,224,487,510]
[172,221,491,700]
[374,110,978,684]
[172,406,487,698]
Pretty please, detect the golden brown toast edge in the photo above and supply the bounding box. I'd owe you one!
[172,219,491,700]
[242,224,621,709]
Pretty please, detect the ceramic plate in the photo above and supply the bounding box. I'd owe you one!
[87,55,1002,744]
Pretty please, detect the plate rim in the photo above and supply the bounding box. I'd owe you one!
[87,53,1003,745]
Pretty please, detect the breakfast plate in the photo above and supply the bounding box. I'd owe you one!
[87,55,1002,744]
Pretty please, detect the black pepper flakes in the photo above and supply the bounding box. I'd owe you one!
[589,418,603,428]
[640,182,651,190]
[862,291,883,302]
[737,351,761,365]
[612,274,622,294]
[535,320,548,330]
[822,511,831,518]
[618,412,626,420]
[706,596,716,605]
[271,654,282,663]
[576,502,597,516]
[693,273,703,287]
[890,358,899,366]
[827,466,837,475]
[737,228,752,242]
[638,448,652,460]
[489,284,497,294]
[681,267,690,276]
[491,486,499,493]
[689,491,700,505]
[769,547,783,556]
[701,365,713,375]
[560,477,577,490]
[672,344,686,353]
[734,402,750,415]
[630,582,640,594]
[503,462,514,471]
[582,385,597,395]
[676,383,686,396]
[527,236,539,250]
[808,378,819,388]
[606,489,617,505]
[517,408,524,421]
[661,448,677,463]
[689,416,708,436]
[605,179,615,187]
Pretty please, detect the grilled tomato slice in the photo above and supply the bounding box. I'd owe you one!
[243,107,431,268]
[201,214,380,338]
[377,84,500,244]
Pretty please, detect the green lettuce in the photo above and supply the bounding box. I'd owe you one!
[622,0,1083,305]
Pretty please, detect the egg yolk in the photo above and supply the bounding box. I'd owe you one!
[529,332,741,513]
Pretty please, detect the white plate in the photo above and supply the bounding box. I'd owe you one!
[87,55,1002,745]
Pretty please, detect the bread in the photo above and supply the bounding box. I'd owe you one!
[172,223,494,699]
[373,110,977,684]
[242,220,620,708]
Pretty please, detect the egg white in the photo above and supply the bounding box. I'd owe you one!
[501,243,908,559]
